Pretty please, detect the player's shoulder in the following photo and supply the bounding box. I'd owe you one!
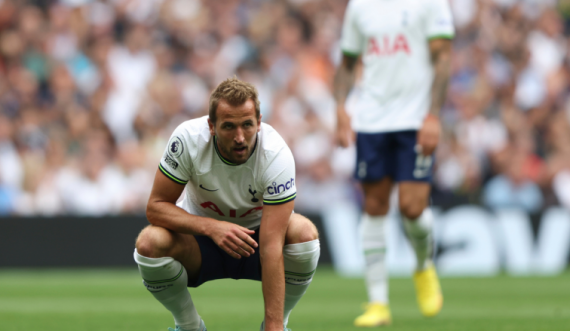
[168,116,211,158]
[173,116,211,144]
[258,122,292,159]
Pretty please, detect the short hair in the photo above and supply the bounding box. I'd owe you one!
[208,77,261,123]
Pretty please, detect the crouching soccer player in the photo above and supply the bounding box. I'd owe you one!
[134,78,320,331]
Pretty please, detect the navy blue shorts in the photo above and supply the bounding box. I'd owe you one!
[188,229,261,287]
[354,130,433,183]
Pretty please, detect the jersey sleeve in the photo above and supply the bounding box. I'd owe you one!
[261,147,297,205]
[340,0,365,57]
[425,0,455,40]
[158,124,193,185]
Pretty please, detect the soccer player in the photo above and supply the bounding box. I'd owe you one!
[333,0,454,326]
[134,78,320,331]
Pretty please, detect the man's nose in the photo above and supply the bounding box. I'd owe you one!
[235,128,245,144]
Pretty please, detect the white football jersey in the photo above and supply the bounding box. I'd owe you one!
[158,116,296,230]
[340,0,454,133]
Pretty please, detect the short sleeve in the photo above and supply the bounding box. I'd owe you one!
[158,124,193,185]
[340,0,365,57]
[261,147,297,205]
[425,0,455,40]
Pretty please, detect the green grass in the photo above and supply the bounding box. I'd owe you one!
[0,267,569,331]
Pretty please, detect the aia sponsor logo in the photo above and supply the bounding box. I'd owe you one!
[367,34,410,56]
[200,201,262,218]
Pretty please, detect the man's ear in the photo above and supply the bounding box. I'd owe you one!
[257,114,262,133]
[208,119,215,136]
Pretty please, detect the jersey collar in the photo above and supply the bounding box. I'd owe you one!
[213,134,258,166]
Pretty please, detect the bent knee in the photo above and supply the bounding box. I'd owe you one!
[135,225,176,258]
[286,214,319,244]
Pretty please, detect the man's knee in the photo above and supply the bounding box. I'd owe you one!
[364,196,390,216]
[399,198,426,220]
[135,225,177,258]
[286,214,319,245]
[398,182,430,219]
[362,179,392,216]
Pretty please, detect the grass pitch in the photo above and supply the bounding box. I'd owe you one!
[0,267,568,331]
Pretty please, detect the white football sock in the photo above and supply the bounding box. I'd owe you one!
[134,249,201,331]
[282,239,320,327]
[360,213,388,304]
[403,209,434,271]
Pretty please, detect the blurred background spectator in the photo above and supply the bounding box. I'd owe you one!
[0,0,569,216]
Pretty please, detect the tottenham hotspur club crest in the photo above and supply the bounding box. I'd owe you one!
[168,136,184,158]
[248,185,259,202]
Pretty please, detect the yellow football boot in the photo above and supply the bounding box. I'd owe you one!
[413,264,443,317]
[354,302,392,327]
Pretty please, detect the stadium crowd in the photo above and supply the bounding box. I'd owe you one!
[0,0,568,216]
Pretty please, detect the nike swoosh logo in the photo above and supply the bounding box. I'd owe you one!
[199,185,218,192]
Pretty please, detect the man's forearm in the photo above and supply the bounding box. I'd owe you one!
[333,55,358,109]
[146,200,214,236]
[261,245,285,331]
[428,40,452,117]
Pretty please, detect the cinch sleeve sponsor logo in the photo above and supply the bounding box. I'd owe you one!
[267,178,295,195]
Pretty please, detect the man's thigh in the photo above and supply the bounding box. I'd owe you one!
[391,130,433,217]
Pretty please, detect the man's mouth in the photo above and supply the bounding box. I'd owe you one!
[234,146,247,155]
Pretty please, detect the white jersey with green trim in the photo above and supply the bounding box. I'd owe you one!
[158,116,296,230]
[340,0,454,133]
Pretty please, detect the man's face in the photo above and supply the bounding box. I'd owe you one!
[208,99,261,165]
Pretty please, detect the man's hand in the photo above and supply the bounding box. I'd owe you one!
[208,221,258,259]
[416,114,441,156]
[337,106,355,148]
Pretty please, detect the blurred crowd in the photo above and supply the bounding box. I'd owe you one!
[0,0,568,216]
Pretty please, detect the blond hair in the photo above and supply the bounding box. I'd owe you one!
[208,77,261,123]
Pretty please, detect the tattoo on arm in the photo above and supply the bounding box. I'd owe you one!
[333,55,359,106]
[429,39,452,117]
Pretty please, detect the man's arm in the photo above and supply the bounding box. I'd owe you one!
[417,38,452,156]
[333,54,359,148]
[147,168,257,259]
[259,200,294,331]
[428,38,452,117]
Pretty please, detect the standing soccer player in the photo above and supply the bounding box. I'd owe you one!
[334,0,454,326]
[134,78,320,331]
